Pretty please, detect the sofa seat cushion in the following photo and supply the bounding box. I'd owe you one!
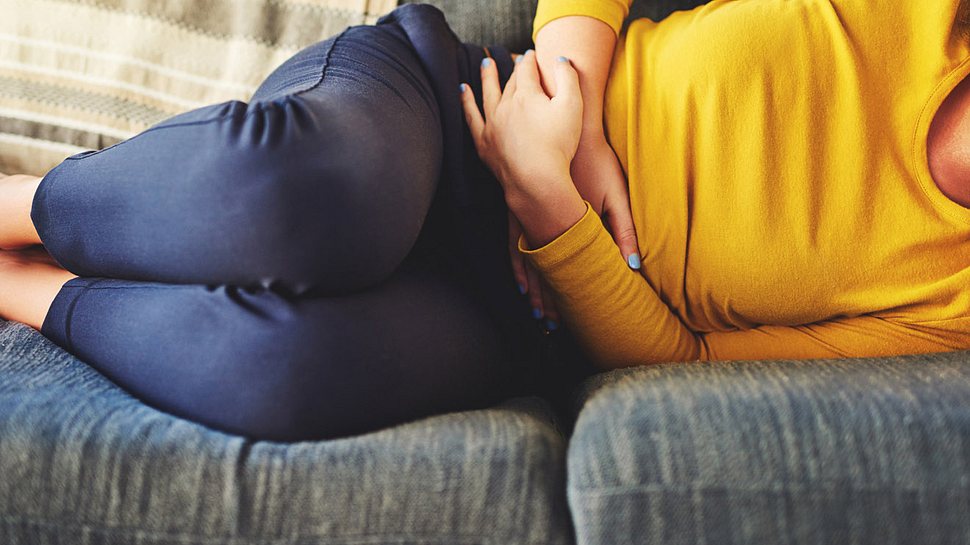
[0,321,572,545]
[567,351,970,545]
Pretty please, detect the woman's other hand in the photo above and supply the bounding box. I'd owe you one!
[506,210,559,327]
[459,50,587,328]
[571,132,640,269]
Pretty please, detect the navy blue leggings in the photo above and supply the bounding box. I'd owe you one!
[31,4,597,442]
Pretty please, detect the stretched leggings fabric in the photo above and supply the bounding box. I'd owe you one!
[30,4,599,442]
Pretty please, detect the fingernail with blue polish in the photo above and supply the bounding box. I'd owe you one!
[459,83,467,93]
[518,283,526,295]
[627,253,641,269]
[515,55,524,64]
[481,57,492,68]
[532,307,542,319]
[557,56,569,63]
[544,319,559,331]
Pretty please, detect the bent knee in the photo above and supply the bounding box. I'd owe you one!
[226,97,442,291]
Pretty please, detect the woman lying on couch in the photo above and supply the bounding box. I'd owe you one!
[0,0,967,442]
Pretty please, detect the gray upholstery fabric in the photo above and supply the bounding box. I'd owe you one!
[399,0,709,52]
[567,351,970,545]
[0,321,573,545]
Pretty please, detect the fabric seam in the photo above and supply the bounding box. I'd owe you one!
[60,278,109,354]
[912,55,970,226]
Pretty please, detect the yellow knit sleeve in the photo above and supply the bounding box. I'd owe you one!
[699,315,970,362]
[516,202,968,368]
[532,0,633,43]
[518,200,703,368]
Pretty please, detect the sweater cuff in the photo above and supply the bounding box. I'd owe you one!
[517,199,604,269]
[532,0,630,43]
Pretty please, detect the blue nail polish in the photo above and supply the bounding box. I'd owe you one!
[627,253,641,269]
[518,283,526,295]
[544,319,559,331]
[557,56,568,63]
[526,48,534,55]
[481,57,492,68]
[532,307,542,319]
[515,55,524,64]
[459,83,467,93]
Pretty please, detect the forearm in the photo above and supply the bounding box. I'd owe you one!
[534,16,617,135]
[505,169,588,250]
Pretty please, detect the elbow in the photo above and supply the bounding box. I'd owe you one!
[588,339,706,371]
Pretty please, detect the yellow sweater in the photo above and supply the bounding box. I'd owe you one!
[519,0,970,367]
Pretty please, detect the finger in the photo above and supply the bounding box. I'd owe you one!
[501,65,518,102]
[551,55,581,105]
[526,261,544,320]
[514,49,541,93]
[604,190,642,270]
[480,55,500,121]
[539,277,560,326]
[458,82,485,144]
[507,212,529,294]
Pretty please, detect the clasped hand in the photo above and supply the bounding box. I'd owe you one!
[460,50,583,205]
[459,50,586,327]
[460,49,641,329]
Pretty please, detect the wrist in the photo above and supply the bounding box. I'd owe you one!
[506,179,587,250]
[504,164,573,207]
[579,122,606,143]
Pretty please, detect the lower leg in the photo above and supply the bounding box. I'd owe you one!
[0,246,77,329]
[35,250,513,441]
[0,174,42,250]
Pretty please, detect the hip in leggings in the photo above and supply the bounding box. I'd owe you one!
[31,4,598,442]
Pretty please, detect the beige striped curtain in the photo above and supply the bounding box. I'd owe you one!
[0,0,397,175]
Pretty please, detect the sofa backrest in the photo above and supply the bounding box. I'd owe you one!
[0,0,396,175]
[0,0,712,177]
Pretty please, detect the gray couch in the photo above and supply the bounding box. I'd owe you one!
[3,1,970,544]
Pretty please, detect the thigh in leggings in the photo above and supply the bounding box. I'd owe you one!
[32,17,441,295]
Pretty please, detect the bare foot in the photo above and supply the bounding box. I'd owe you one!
[0,247,76,329]
[0,174,43,250]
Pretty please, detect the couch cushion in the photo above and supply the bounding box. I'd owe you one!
[403,0,711,53]
[567,351,970,545]
[0,321,573,545]
[0,0,396,176]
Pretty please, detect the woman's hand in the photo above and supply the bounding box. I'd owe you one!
[570,132,640,269]
[504,53,560,326]
[460,50,582,204]
[459,50,588,327]
[534,16,642,270]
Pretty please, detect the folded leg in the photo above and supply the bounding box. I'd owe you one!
[32,21,442,296]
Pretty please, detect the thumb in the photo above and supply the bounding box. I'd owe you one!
[604,190,642,270]
[552,56,581,104]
